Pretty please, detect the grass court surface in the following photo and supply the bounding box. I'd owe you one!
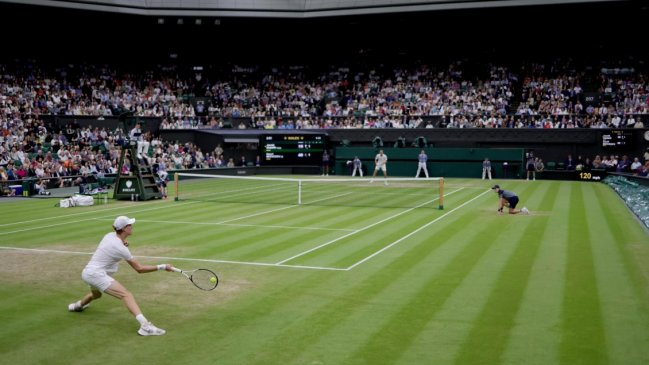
[1,177,649,365]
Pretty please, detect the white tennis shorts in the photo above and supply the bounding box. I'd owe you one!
[375,164,386,172]
[82,268,115,292]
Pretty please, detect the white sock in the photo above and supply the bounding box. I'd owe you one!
[136,314,148,325]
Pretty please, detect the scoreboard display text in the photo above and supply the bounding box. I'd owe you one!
[261,134,326,165]
[601,130,634,150]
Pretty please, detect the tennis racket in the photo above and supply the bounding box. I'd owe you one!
[172,267,219,291]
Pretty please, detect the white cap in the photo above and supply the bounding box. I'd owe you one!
[113,216,135,230]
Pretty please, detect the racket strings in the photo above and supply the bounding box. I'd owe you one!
[190,269,218,290]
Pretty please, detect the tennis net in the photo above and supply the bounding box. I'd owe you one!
[174,173,444,209]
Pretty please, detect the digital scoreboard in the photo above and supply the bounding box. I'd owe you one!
[261,134,326,165]
[601,129,634,150]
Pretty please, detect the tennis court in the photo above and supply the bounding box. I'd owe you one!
[1,177,649,365]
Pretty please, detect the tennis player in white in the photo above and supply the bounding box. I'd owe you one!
[370,149,388,185]
[68,216,173,336]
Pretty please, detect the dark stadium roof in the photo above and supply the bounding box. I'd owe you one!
[0,0,640,18]
[0,0,644,64]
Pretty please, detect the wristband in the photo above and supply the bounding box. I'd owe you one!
[157,264,166,271]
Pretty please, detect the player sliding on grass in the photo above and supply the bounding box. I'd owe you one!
[492,185,529,215]
[68,215,173,336]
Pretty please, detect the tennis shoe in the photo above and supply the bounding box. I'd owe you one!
[521,207,530,215]
[138,322,166,336]
[68,301,90,312]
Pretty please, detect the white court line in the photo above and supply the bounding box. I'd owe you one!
[0,190,354,236]
[181,180,290,201]
[127,191,356,230]
[1,188,483,271]
[0,180,289,229]
[137,254,347,271]
[0,194,220,230]
[275,188,463,265]
[0,199,169,228]
[212,190,353,224]
[94,218,356,232]
[217,205,297,223]
[0,200,198,236]
[0,246,346,271]
[344,188,493,270]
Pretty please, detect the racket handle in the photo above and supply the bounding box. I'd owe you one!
[171,267,182,273]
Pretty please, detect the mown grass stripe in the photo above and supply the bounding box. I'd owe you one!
[561,183,607,365]
[286,188,468,267]
[156,270,345,364]
[245,205,499,364]
[501,182,569,365]
[586,183,649,364]
[452,182,557,365]
[342,233,505,363]
[3,179,649,365]
[290,209,445,267]
[174,205,383,262]
[392,212,530,364]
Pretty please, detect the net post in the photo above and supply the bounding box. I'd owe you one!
[174,172,179,201]
[438,177,444,210]
[298,180,302,205]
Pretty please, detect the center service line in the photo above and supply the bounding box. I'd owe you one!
[275,188,463,265]
[345,188,492,270]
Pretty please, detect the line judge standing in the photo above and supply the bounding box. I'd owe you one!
[482,157,492,180]
[352,156,363,177]
[415,149,429,178]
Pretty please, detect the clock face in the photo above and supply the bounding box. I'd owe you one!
[644,130,649,141]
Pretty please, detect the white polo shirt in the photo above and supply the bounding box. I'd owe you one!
[84,232,133,275]
[375,153,387,167]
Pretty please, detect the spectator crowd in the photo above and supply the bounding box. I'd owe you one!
[1,57,649,195]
